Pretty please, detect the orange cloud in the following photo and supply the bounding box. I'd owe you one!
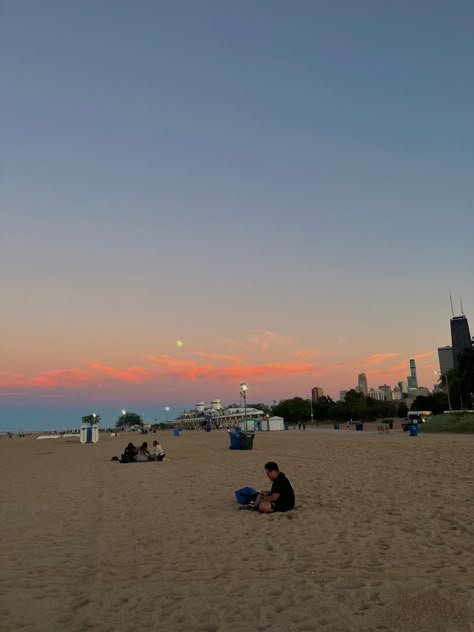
[32,368,93,387]
[0,371,26,388]
[172,365,216,380]
[413,351,435,360]
[171,362,316,383]
[147,354,198,368]
[365,353,401,365]
[195,352,242,364]
[388,360,409,372]
[88,362,152,384]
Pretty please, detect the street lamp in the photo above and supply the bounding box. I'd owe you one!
[165,406,170,423]
[240,382,248,431]
[122,409,126,429]
[434,372,452,412]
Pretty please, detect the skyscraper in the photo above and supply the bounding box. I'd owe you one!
[311,387,324,403]
[450,315,472,368]
[398,380,408,396]
[357,373,368,396]
[438,345,454,375]
[407,359,418,389]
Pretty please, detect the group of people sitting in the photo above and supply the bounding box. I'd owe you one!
[121,440,166,463]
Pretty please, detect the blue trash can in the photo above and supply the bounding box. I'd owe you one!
[356,423,363,431]
[409,424,418,437]
[173,428,180,437]
[229,432,241,450]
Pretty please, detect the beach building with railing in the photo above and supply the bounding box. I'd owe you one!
[173,399,265,429]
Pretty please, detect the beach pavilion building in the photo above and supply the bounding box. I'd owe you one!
[173,399,266,429]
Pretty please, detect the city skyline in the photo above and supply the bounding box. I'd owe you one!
[1,2,473,430]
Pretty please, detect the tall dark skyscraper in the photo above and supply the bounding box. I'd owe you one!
[357,373,368,396]
[450,315,472,368]
[438,345,454,375]
[407,359,418,389]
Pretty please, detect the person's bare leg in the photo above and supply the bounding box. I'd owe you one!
[258,501,274,514]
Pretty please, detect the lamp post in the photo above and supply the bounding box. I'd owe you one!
[435,372,452,412]
[122,409,126,429]
[165,406,170,423]
[240,382,248,431]
[310,393,314,422]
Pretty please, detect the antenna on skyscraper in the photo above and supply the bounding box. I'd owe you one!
[450,292,454,318]
[460,296,464,315]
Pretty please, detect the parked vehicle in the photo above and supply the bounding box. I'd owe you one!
[401,411,433,431]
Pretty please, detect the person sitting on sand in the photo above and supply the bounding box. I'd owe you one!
[121,442,138,462]
[136,441,153,462]
[152,440,165,461]
[242,462,295,513]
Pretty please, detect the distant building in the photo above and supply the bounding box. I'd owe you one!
[358,373,368,396]
[407,359,418,389]
[339,390,348,402]
[368,388,385,401]
[378,385,392,401]
[311,387,324,403]
[407,387,430,399]
[450,315,472,368]
[174,400,265,429]
[438,345,454,375]
[398,380,408,396]
[392,386,402,400]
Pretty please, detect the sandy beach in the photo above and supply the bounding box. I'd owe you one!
[1,427,473,632]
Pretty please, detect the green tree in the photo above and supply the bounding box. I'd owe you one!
[82,413,101,425]
[344,389,365,403]
[312,395,336,420]
[410,392,448,415]
[458,347,474,408]
[116,411,143,428]
[272,397,311,423]
[397,402,409,418]
[248,402,272,415]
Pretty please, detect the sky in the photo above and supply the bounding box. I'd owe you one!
[1,1,473,431]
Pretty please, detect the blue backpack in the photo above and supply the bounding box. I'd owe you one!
[235,487,258,505]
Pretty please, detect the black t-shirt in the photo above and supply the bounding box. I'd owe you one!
[271,472,295,511]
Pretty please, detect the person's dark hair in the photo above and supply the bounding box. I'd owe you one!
[140,442,148,450]
[264,461,279,472]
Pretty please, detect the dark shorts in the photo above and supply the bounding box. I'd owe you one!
[271,502,294,513]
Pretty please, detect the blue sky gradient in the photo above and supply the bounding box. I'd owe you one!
[1,1,473,430]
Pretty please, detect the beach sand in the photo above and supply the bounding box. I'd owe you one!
[1,427,473,632]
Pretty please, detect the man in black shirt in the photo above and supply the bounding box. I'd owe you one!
[251,461,295,513]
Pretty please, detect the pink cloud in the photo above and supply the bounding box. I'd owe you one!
[195,352,242,364]
[365,353,401,365]
[171,362,316,383]
[88,362,152,384]
[0,371,26,388]
[147,354,198,368]
[32,368,93,387]
[413,351,435,360]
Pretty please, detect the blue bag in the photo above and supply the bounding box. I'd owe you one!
[235,486,258,505]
